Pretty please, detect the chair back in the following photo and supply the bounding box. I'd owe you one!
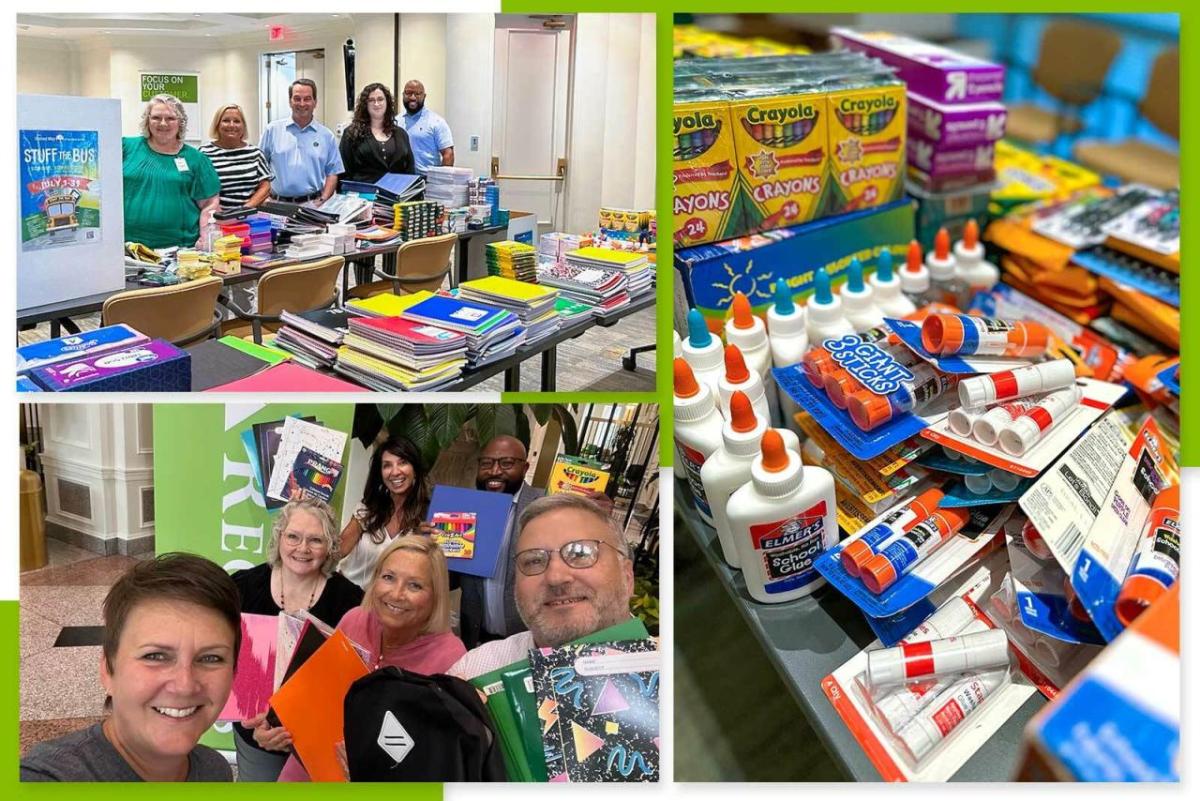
[101,275,223,345]
[394,233,456,294]
[1140,47,1179,141]
[257,256,345,317]
[1032,20,1121,105]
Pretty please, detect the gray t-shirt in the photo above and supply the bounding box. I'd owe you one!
[21,723,232,782]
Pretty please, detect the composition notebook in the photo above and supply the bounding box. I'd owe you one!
[425,486,514,577]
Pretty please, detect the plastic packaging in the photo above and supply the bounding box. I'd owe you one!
[870,248,917,317]
[805,266,856,345]
[847,364,958,432]
[701,392,802,569]
[971,395,1048,446]
[900,240,934,307]
[841,257,886,333]
[673,358,724,523]
[957,358,1076,410]
[725,292,772,382]
[1115,484,1180,627]
[682,308,725,403]
[861,507,972,594]
[952,219,999,292]
[867,628,1009,688]
[988,469,1020,493]
[997,385,1083,456]
[920,314,1050,358]
[726,430,838,603]
[841,488,946,576]
[963,472,992,495]
[718,344,775,424]
[1020,519,1054,561]
[893,669,1009,761]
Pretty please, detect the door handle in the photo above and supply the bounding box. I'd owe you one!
[490,157,567,181]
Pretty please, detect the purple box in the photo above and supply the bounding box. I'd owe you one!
[908,137,995,179]
[908,92,1006,147]
[31,339,191,392]
[832,28,1005,105]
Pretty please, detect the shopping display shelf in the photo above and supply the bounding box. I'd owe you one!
[676,478,1046,781]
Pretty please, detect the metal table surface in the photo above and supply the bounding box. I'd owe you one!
[676,481,1044,781]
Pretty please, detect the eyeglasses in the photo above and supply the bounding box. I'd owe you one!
[514,540,626,576]
[478,457,523,471]
[282,532,328,550]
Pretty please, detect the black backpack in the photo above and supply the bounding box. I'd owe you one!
[343,667,508,782]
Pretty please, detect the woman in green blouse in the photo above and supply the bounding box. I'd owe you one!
[122,94,220,249]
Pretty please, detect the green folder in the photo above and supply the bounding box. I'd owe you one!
[218,335,291,365]
[469,616,649,782]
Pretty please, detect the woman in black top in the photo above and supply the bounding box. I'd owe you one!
[339,83,414,183]
[230,499,363,782]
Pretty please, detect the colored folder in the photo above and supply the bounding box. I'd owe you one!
[218,613,279,722]
[425,486,514,578]
[204,361,369,392]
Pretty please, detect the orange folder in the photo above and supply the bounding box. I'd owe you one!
[269,629,369,782]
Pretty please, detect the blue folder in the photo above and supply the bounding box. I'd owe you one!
[426,485,514,578]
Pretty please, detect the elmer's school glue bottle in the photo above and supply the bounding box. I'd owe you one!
[954,219,999,293]
[725,429,838,603]
[701,392,801,569]
[869,249,917,318]
[926,228,968,308]
[806,267,856,347]
[767,280,807,433]
[681,308,724,406]
[718,344,777,425]
[840,257,886,333]
[673,358,723,525]
[900,240,935,308]
[725,292,772,383]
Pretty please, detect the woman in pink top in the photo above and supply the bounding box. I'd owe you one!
[261,537,466,781]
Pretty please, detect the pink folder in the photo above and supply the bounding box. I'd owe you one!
[204,362,369,392]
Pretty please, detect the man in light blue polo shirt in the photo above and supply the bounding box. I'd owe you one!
[259,78,344,203]
[398,79,454,174]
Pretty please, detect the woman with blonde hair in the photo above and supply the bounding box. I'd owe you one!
[275,536,465,781]
[199,104,273,209]
[122,93,220,248]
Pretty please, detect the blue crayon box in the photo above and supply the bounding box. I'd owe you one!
[31,339,191,393]
[674,199,913,331]
[17,324,148,374]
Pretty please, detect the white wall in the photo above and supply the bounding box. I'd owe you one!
[398,14,448,115]
[16,40,79,96]
[564,14,657,234]
[445,14,496,176]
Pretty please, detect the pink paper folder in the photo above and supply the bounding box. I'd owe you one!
[205,361,369,392]
[218,613,279,722]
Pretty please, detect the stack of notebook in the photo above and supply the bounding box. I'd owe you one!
[343,290,432,319]
[536,261,631,317]
[335,316,467,391]
[486,241,539,283]
[424,166,473,208]
[317,194,373,224]
[274,309,352,369]
[399,294,525,369]
[564,247,653,300]
[341,173,426,226]
[458,276,561,349]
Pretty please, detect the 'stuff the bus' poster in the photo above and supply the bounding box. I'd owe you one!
[19,128,101,252]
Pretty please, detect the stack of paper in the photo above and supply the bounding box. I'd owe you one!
[536,260,630,317]
[486,241,539,282]
[458,276,561,349]
[564,246,653,300]
[335,315,468,391]
[275,309,352,369]
[284,233,336,259]
[318,194,373,224]
[399,294,525,369]
[424,166,473,208]
[393,201,444,241]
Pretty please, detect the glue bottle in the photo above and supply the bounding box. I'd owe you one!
[926,228,967,308]
[718,344,777,425]
[673,358,723,525]
[767,280,807,433]
[701,392,801,569]
[900,240,935,308]
[681,308,724,406]
[870,249,917,318]
[805,266,855,347]
[725,429,838,603]
[953,219,1000,293]
[840,257,886,333]
[724,292,772,382]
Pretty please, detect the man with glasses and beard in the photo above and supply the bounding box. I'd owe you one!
[449,492,635,680]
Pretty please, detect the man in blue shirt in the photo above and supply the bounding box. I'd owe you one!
[259,79,344,203]
[398,79,454,174]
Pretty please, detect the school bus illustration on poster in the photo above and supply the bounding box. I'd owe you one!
[19,129,102,252]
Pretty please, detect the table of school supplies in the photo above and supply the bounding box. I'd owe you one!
[452,223,509,286]
[677,481,1044,781]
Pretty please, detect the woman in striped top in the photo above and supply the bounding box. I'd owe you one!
[199,104,274,210]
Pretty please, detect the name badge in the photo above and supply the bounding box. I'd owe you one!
[175,158,189,172]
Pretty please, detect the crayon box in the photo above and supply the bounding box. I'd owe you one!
[673,97,746,246]
[824,80,907,216]
[547,456,610,496]
[730,89,831,234]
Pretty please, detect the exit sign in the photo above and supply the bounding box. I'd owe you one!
[268,25,286,41]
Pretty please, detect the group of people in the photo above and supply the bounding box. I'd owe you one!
[21,434,636,782]
[123,78,456,250]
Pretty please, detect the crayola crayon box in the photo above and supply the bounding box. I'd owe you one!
[673,93,748,247]
[547,456,610,497]
[824,78,907,216]
[729,87,831,233]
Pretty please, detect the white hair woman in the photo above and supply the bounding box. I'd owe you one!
[122,93,220,248]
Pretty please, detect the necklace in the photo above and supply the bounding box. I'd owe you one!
[279,571,320,612]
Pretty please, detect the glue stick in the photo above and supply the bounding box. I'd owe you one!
[840,257,886,333]
[803,327,901,392]
[953,219,1000,292]
[946,406,984,438]
[894,669,1008,761]
[900,240,934,307]
[682,308,724,405]
[867,628,1009,689]
[673,358,723,524]
[847,364,959,432]
[957,358,1076,411]
[920,314,1051,358]
[806,267,855,345]
[725,429,838,603]
[841,488,946,577]
[1115,484,1180,627]
[725,292,772,382]
[989,469,1021,493]
[860,507,972,594]
[870,248,917,317]
[963,472,993,495]
[971,395,1050,446]
[719,344,776,424]
[701,392,801,569]
[997,385,1083,456]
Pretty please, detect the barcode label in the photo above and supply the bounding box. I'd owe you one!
[1058,521,1085,564]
